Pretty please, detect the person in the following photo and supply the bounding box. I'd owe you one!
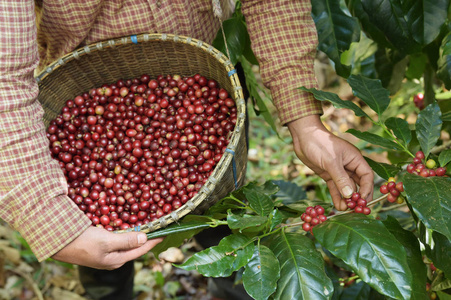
[0,0,374,298]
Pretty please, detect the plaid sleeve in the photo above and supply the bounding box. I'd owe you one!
[0,0,91,262]
[241,0,323,125]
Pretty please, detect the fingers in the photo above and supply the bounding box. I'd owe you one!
[325,162,356,199]
[102,233,164,269]
[327,156,374,210]
[109,232,163,252]
[326,180,348,211]
[353,163,374,201]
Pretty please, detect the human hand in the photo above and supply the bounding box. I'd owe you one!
[51,226,163,270]
[287,115,374,210]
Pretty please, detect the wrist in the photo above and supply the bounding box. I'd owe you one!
[287,114,327,138]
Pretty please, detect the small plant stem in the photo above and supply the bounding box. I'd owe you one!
[211,220,229,227]
[228,227,283,255]
[378,121,414,158]
[228,195,256,214]
[378,202,406,211]
[340,274,360,283]
[431,139,451,154]
[367,193,389,206]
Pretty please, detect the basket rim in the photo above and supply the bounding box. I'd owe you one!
[36,33,236,83]
[36,32,247,234]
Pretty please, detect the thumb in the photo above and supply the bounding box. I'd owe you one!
[110,232,148,251]
[327,166,355,208]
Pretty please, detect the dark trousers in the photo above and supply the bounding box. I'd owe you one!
[79,261,135,300]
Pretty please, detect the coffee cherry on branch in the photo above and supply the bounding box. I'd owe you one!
[436,167,447,177]
[379,179,404,203]
[301,205,327,232]
[406,150,447,178]
[425,159,436,169]
[413,93,425,110]
[47,73,238,231]
[344,192,371,215]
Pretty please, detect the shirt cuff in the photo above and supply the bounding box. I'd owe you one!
[20,193,92,262]
[2,158,91,262]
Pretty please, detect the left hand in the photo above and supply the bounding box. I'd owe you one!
[287,115,374,210]
[51,226,163,270]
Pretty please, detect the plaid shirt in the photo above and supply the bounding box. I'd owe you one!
[0,0,321,262]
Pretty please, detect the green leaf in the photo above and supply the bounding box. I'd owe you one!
[341,34,378,78]
[242,245,280,300]
[146,216,213,239]
[240,57,279,136]
[438,99,451,121]
[373,48,405,89]
[431,273,451,292]
[346,129,403,150]
[269,209,284,232]
[405,53,428,80]
[346,0,394,48]
[358,53,377,79]
[219,233,255,273]
[442,31,451,56]
[272,180,307,205]
[212,15,249,66]
[227,212,268,231]
[385,117,412,146]
[150,226,205,258]
[259,180,280,195]
[311,0,360,77]
[206,196,243,217]
[347,75,390,116]
[402,173,451,240]
[415,102,442,158]
[339,281,372,299]
[427,231,451,278]
[176,234,254,277]
[300,87,371,119]
[410,0,449,46]
[364,156,401,180]
[313,214,412,300]
[269,232,334,300]
[243,182,277,216]
[437,291,451,300]
[147,216,214,256]
[437,33,451,90]
[439,149,451,167]
[360,0,421,54]
[382,216,428,300]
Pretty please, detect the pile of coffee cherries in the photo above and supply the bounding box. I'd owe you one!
[301,205,327,232]
[379,178,404,203]
[345,192,371,215]
[46,73,237,231]
[407,151,447,177]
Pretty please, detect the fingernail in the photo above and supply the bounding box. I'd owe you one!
[137,234,146,245]
[342,186,353,198]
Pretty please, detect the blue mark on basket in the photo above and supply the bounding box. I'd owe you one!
[228,69,237,77]
[225,148,238,189]
[131,35,138,44]
[134,225,141,231]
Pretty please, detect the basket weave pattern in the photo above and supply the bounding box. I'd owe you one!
[37,33,248,233]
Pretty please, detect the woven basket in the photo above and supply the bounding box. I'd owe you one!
[36,33,248,234]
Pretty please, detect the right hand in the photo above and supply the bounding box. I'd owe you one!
[287,115,374,210]
[51,226,164,270]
